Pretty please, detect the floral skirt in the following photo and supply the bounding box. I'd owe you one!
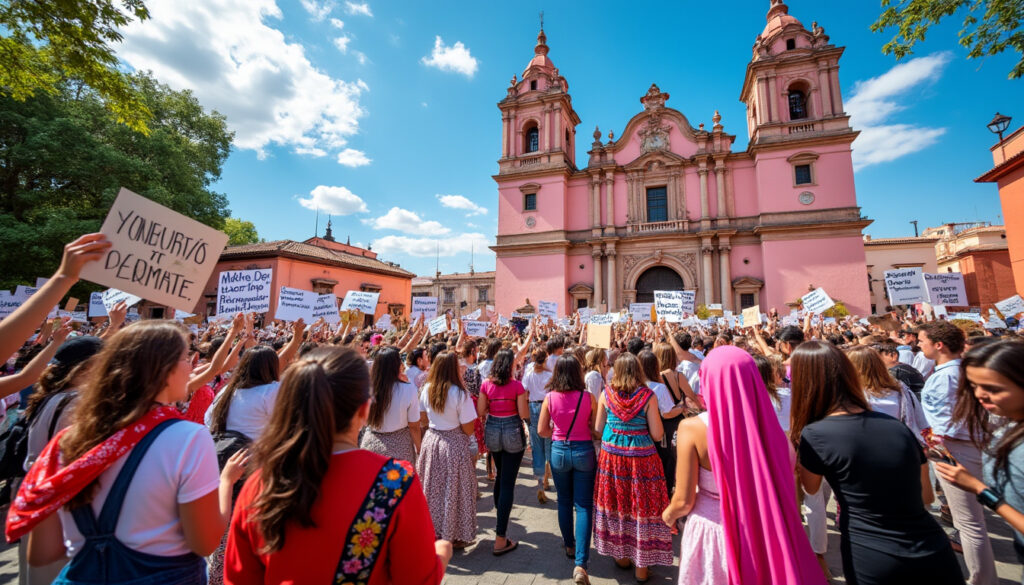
[593,445,674,567]
[360,426,417,467]
[416,427,478,542]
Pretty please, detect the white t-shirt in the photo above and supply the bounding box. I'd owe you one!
[647,381,675,415]
[913,352,936,379]
[374,381,421,433]
[868,387,930,434]
[522,367,553,402]
[205,381,280,440]
[25,391,78,471]
[774,387,792,433]
[419,384,477,431]
[676,360,701,395]
[406,366,425,390]
[545,353,560,372]
[477,360,493,381]
[58,420,220,557]
[584,370,604,400]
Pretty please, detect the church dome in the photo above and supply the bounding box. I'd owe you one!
[523,28,555,76]
[762,0,802,39]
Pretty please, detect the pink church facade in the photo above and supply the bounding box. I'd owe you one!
[491,1,872,316]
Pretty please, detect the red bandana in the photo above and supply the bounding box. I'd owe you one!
[5,405,183,542]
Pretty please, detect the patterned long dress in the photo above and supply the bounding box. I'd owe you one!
[463,365,487,456]
[593,386,674,567]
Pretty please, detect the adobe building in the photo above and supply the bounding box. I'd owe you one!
[976,121,1024,295]
[491,0,871,317]
[412,270,496,315]
[924,222,1015,310]
[863,234,940,315]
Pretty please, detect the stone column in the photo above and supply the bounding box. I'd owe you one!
[606,248,617,311]
[817,63,833,116]
[502,114,510,157]
[757,77,769,123]
[605,172,615,229]
[674,171,685,219]
[768,73,779,122]
[542,107,550,151]
[698,166,709,219]
[702,245,715,305]
[554,107,562,149]
[591,177,601,229]
[719,242,732,310]
[715,162,727,220]
[592,248,604,308]
[830,66,842,113]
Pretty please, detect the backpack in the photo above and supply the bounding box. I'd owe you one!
[212,429,251,501]
[0,392,76,506]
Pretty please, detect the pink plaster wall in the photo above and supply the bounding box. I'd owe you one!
[754,144,856,214]
[496,254,569,315]
[498,176,567,235]
[614,119,700,164]
[760,236,870,315]
[729,244,764,282]
[566,181,590,231]
[731,163,759,217]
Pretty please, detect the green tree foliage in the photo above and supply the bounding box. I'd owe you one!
[224,217,261,246]
[872,0,1024,79]
[0,73,233,296]
[0,0,153,132]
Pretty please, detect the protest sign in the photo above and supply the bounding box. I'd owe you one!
[654,291,685,322]
[13,286,37,301]
[173,309,194,321]
[64,298,79,312]
[923,273,968,307]
[313,294,341,324]
[428,315,448,336]
[801,288,836,315]
[375,314,394,331]
[679,291,696,314]
[950,312,984,323]
[996,294,1024,318]
[707,303,724,317]
[340,290,380,314]
[0,291,21,319]
[884,268,928,305]
[577,307,593,324]
[101,288,142,312]
[498,315,509,326]
[275,287,317,322]
[35,277,48,288]
[464,308,482,320]
[589,313,617,326]
[464,320,488,337]
[58,310,88,323]
[933,305,948,319]
[88,292,107,317]
[216,269,272,316]
[741,305,761,328]
[630,303,654,322]
[411,297,438,320]
[985,316,1008,330]
[781,316,798,326]
[538,300,558,319]
[587,323,613,349]
[79,188,228,313]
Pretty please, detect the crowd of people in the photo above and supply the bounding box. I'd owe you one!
[1,233,1023,585]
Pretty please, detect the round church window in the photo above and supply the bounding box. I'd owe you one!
[798,191,815,205]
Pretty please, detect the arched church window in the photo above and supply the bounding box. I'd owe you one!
[565,129,571,148]
[525,126,539,153]
[530,80,537,90]
[788,90,808,120]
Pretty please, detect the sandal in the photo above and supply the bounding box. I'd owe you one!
[573,567,590,585]
[537,489,548,504]
[493,539,518,556]
[452,539,474,550]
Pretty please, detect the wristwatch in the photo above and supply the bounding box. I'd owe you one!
[977,488,1004,511]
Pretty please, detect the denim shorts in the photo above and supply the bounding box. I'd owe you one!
[484,415,525,453]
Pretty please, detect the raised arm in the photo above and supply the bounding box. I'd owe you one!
[277,319,307,369]
[0,322,72,398]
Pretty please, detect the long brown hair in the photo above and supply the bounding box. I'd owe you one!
[368,347,401,429]
[845,346,900,398]
[60,321,187,507]
[209,345,280,435]
[789,341,869,447]
[752,353,780,405]
[653,342,678,372]
[426,351,463,412]
[585,348,606,373]
[250,347,369,553]
[547,355,585,393]
[637,350,661,384]
[531,348,547,374]
[26,362,92,420]
[609,353,643,395]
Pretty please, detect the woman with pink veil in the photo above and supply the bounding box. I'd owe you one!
[663,346,825,585]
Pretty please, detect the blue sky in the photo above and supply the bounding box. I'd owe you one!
[115,0,1023,277]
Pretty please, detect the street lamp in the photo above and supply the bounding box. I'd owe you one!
[988,112,1012,158]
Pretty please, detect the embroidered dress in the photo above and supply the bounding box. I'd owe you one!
[593,387,673,567]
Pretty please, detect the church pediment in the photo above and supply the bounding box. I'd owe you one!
[623,149,688,171]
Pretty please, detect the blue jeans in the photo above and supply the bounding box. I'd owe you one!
[550,440,596,569]
[528,402,552,477]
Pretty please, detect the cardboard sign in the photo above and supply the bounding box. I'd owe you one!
[340,290,379,314]
[741,305,761,328]
[996,294,1024,318]
[654,291,685,323]
[216,269,272,316]
[275,286,317,322]
[313,293,341,324]
[88,292,107,317]
[538,300,558,319]
[923,273,968,307]
[411,297,438,320]
[884,268,928,305]
[79,188,228,313]
[707,303,724,317]
[464,320,488,337]
[587,323,613,349]
[428,315,448,336]
[801,288,836,315]
[101,288,143,311]
[63,297,79,312]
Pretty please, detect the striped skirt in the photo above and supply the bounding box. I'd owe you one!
[416,427,478,542]
[360,426,418,466]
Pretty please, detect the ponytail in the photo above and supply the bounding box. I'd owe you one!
[250,347,368,553]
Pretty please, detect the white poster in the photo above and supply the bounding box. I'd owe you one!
[411,297,439,320]
[923,273,968,307]
[680,290,696,314]
[884,268,928,305]
[375,313,394,331]
[630,303,654,322]
[13,285,38,301]
[933,305,949,319]
[538,300,558,319]
[35,277,49,288]
[312,293,341,324]
[463,307,482,320]
[428,315,448,336]
[654,290,685,323]
[274,286,317,322]
[216,269,273,316]
[577,307,593,324]
[0,291,21,319]
[101,288,143,312]
[173,309,194,321]
[995,294,1024,318]
[589,313,617,326]
[89,292,107,317]
[801,287,836,315]
[464,320,488,337]
[340,290,380,314]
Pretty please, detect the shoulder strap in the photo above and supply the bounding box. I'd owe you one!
[47,392,77,441]
[661,373,682,403]
[335,458,416,585]
[562,391,586,440]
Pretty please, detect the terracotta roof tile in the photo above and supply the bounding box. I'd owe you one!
[221,240,415,278]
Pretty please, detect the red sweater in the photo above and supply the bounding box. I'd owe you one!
[224,450,444,585]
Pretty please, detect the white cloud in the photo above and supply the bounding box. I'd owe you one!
[336,148,371,167]
[298,185,368,215]
[421,36,478,77]
[295,146,327,157]
[420,101,428,108]
[299,0,333,21]
[345,1,372,16]
[353,50,368,65]
[436,194,487,216]
[371,233,494,258]
[333,36,351,53]
[118,0,367,160]
[846,53,951,171]
[330,18,344,29]
[365,207,450,236]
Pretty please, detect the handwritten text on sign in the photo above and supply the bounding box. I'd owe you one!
[410,297,438,320]
[275,287,318,322]
[884,268,928,305]
[101,288,142,312]
[312,294,341,324]
[428,315,448,336]
[801,288,836,315]
[217,269,272,316]
[923,272,968,307]
[340,290,379,314]
[538,300,558,319]
[630,303,654,322]
[79,188,228,313]
[654,290,685,322]
[464,320,488,337]
[996,295,1024,318]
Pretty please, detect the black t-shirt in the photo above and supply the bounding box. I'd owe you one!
[799,410,947,556]
[889,363,925,397]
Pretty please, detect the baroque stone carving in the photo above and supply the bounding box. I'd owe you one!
[622,254,645,274]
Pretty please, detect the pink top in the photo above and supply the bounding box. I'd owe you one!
[481,380,525,417]
[548,391,592,441]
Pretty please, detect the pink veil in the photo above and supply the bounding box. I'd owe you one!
[700,346,825,585]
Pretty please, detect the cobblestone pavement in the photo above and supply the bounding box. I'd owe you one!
[0,452,1019,584]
